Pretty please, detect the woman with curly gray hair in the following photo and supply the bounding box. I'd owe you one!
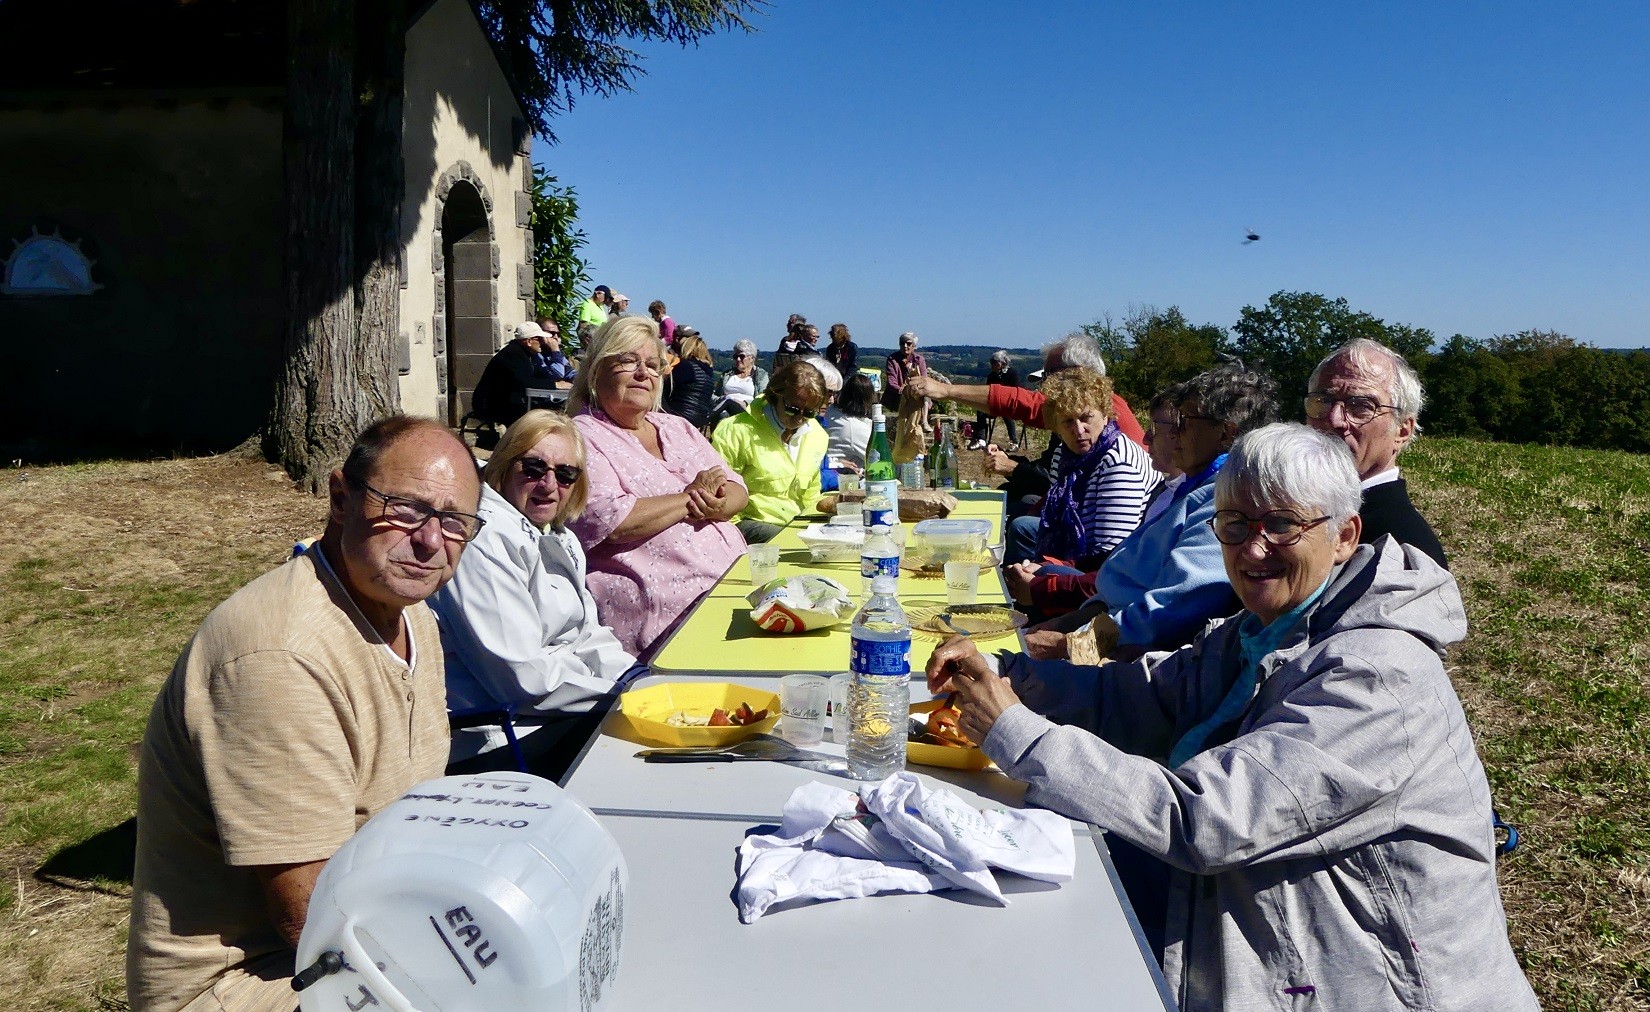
[1017,360,1280,661]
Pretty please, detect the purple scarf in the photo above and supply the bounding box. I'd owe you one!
[1035,420,1122,562]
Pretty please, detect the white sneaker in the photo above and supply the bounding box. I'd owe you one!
[969,439,986,450]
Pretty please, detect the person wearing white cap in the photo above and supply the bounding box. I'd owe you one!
[469,322,557,426]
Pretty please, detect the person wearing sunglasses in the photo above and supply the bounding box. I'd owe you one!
[569,316,749,660]
[1304,339,1447,569]
[429,409,640,778]
[711,359,833,544]
[928,423,1536,1010]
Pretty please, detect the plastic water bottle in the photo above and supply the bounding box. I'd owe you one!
[847,575,911,781]
[859,524,900,597]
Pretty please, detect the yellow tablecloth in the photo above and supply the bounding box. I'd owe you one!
[651,489,1015,676]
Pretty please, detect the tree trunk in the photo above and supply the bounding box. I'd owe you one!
[352,0,408,424]
[269,0,403,494]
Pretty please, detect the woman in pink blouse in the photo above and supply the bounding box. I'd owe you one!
[568,316,750,659]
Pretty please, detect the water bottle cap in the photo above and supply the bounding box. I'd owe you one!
[871,575,898,594]
[870,524,891,535]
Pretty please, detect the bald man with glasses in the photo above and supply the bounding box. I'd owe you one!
[128,417,481,1012]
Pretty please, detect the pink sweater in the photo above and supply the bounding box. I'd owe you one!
[570,408,747,660]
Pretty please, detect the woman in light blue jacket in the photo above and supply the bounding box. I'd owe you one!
[930,424,1536,1011]
[430,409,639,778]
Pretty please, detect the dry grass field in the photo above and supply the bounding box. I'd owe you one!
[0,433,1646,1009]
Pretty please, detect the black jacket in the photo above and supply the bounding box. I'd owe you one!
[664,358,717,429]
[1359,477,1448,569]
[470,341,552,425]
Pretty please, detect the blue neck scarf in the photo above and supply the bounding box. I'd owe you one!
[1035,419,1122,562]
[1167,575,1331,768]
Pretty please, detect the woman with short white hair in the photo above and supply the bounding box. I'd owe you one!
[929,422,1537,1011]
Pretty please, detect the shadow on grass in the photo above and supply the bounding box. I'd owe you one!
[36,816,136,892]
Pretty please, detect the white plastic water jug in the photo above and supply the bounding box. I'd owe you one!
[294,772,626,1012]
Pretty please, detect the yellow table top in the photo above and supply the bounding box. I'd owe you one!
[651,489,1016,676]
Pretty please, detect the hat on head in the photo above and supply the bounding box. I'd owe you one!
[513,321,546,341]
[593,284,612,297]
[612,292,629,304]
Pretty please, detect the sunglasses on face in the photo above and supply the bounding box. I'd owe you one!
[517,456,582,485]
[775,397,819,420]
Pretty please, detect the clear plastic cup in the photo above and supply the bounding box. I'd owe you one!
[944,561,981,606]
[780,674,828,746]
[748,544,781,585]
[828,673,854,744]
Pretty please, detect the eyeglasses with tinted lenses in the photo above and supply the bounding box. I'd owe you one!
[1171,413,1217,433]
[351,478,484,542]
[734,352,751,360]
[609,353,663,376]
[1304,392,1394,424]
[775,397,819,420]
[1208,510,1330,547]
[518,457,581,486]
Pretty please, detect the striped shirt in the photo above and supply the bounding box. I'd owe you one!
[1039,433,1161,566]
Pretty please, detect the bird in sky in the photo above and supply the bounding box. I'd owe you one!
[1243,230,1261,245]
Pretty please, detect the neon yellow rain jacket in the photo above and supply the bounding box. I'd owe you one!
[712,396,828,527]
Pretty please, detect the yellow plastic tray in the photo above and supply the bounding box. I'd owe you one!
[612,682,782,747]
[907,699,994,771]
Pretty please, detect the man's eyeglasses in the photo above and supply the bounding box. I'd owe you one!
[775,397,819,420]
[734,352,752,360]
[609,352,663,376]
[1304,392,1394,424]
[517,456,582,486]
[350,477,484,542]
[1171,412,1218,433]
[1208,510,1330,547]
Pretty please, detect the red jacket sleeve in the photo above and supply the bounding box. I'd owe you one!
[1112,394,1146,446]
[987,385,1047,428]
[1029,569,1101,617]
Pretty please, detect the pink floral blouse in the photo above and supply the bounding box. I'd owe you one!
[571,407,748,659]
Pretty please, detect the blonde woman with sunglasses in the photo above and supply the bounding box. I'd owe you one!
[710,359,834,544]
[429,409,640,778]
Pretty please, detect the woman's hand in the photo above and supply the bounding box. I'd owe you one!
[925,636,1019,745]
[984,445,1017,476]
[1023,622,1069,660]
[1004,561,1041,606]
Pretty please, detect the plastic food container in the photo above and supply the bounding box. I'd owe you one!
[907,699,994,771]
[911,518,992,567]
[798,522,867,561]
[611,682,781,747]
[296,772,627,1012]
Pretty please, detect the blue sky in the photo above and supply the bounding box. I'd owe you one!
[533,1,1649,351]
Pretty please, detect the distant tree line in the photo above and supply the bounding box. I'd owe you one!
[1084,291,1650,455]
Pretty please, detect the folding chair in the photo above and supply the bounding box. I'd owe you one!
[448,702,528,773]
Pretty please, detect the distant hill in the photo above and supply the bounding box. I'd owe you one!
[706,345,1043,383]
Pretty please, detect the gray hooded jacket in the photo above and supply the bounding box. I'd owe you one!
[989,539,1538,1011]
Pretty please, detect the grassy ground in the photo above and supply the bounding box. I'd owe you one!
[0,436,1646,1009]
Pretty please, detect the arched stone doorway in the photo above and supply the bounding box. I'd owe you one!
[438,177,495,426]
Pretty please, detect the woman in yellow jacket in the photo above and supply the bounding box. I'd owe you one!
[712,360,832,544]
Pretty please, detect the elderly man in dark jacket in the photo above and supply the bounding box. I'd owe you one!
[1304,338,1447,568]
[469,322,559,426]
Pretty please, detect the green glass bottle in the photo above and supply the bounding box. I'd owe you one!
[865,406,895,482]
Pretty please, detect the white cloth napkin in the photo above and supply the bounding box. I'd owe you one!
[734,772,1076,923]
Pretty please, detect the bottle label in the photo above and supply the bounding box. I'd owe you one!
[851,636,911,676]
[860,553,900,581]
[863,506,894,529]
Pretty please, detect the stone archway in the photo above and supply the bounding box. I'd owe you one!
[430,161,500,426]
